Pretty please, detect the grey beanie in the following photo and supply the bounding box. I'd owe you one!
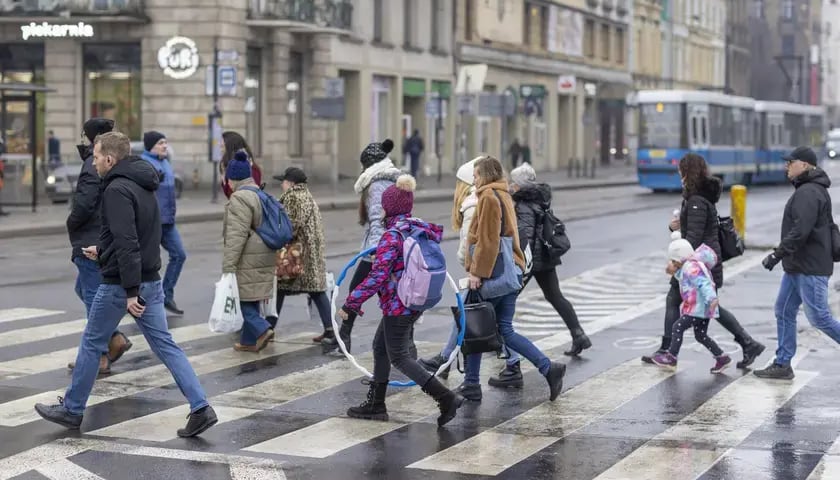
[510,162,536,187]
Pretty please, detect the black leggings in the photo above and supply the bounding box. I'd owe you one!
[271,291,332,331]
[662,281,751,350]
[668,315,723,357]
[527,269,584,335]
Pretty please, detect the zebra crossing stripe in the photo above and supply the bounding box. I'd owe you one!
[0,308,63,325]
[0,332,317,427]
[0,318,86,349]
[35,458,105,480]
[0,441,91,480]
[91,406,262,442]
[0,321,221,379]
[594,355,816,480]
[407,359,678,475]
[806,435,840,479]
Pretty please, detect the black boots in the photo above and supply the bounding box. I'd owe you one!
[488,362,524,388]
[546,362,566,401]
[564,331,592,357]
[347,381,389,421]
[418,354,450,379]
[323,321,353,355]
[422,378,465,427]
[177,406,218,438]
[737,340,766,369]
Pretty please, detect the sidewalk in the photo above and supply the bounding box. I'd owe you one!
[0,164,637,239]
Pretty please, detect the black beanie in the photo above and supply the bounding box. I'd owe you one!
[143,131,166,151]
[82,118,115,144]
[359,139,394,169]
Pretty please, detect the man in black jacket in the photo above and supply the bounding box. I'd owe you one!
[66,118,131,375]
[756,146,840,380]
[36,132,217,437]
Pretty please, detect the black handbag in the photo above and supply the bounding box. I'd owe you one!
[718,216,745,262]
[451,290,502,356]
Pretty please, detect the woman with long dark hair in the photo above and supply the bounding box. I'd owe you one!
[220,131,262,198]
[642,153,765,368]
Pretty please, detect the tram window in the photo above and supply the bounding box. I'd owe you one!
[701,117,708,145]
[691,117,698,145]
[639,103,686,148]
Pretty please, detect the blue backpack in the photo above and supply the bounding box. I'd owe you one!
[391,224,447,311]
[240,186,293,250]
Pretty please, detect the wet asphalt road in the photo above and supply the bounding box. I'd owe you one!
[2,177,840,479]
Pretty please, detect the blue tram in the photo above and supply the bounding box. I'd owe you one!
[635,90,824,191]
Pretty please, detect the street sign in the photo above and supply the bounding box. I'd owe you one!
[455,64,488,94]
[503,93,517,117]
[557,75,576,93]
[324,77,345,98]
[217,49,239,62]
[218,66,236,96]
[310,97,345,120]
[477,93,506,117]
[425,96,441,118]
[457,95,474,115]
[520,84,547,98]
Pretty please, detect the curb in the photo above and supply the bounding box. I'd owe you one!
[0,178,637,239]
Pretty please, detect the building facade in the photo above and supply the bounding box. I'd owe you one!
[726,0,751,96]
[454,0,633,170]
[0,0,457,185]
[749,0,823,105]
[822,0,839,126]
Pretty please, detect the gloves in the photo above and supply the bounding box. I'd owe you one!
[763,253,781,271]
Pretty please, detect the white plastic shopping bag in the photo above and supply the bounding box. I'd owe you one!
[260,275,279,319]
[209,273,244,333]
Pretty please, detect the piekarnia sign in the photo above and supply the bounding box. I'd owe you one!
[21,22,94,41]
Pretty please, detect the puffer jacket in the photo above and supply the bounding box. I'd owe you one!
[343,215,444,317]
[456,189,477,268]
[141,151,177,225]
[775,168,834,276]
[278,184,327,292]
[513,183,556,273]
[677,176,724,288]
[675,244,720,319]
[222,184,276,301]
[354,158,401,253]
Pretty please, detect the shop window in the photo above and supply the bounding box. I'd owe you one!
[84,44,141,141]
[287,51,304,157]
[245,47,262,156]
[0,44,45,158]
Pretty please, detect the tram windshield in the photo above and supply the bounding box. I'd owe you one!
[639,103,685,149]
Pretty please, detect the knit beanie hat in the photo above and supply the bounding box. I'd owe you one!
[360,139,394,169]
[143,131,166,151]
[456,157,480,185]
[381,174,416,217]
[82,117,115,144]
[668,231,694,262]
[510,162,536,188]
[225,150,252,181]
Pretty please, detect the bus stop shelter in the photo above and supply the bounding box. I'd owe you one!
[0,82,54,212]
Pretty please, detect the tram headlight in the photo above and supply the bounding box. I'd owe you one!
[830,150,837,158]
[46,175,56,185]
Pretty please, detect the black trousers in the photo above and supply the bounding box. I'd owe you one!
[667,315,724,356]
[372,313,430,386]
[529,269,584,335]
[662,282,751,350]
[270,291,332,331]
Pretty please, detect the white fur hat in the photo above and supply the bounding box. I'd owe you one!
[668,230,694,262]
[456,157,481,185]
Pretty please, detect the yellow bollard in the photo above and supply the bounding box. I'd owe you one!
[731,185,747,240]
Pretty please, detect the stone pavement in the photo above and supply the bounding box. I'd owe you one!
[0,165,636,239]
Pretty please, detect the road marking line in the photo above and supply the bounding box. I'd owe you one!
[91,406,261,442]
[407,359,677,475]
[806,436,840,479]
[0,308,63,324]
[35,458,105,480]
[0,318,85,348]
[0,332,317,427]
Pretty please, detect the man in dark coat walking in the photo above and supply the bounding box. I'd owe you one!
[756,147,840,380]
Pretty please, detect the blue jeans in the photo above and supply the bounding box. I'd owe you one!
[63,281,208,415]
[775,273,840,366]
[240,301,271,346]
[74,257,123,354]
[464,291,550,384]
[161,224,187,303]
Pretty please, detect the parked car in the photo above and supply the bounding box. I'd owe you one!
[45,142,184,204]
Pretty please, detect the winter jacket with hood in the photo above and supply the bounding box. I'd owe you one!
[675,244,720,319]
[354,158,401,254]
[676,176,724,288]
[222,184,276,302]
[343,215,444,317]
[466,181,526,279]
[774,167,835,276]
[513,183,557,273]
[141,150,177,225]
[97,156,162,298]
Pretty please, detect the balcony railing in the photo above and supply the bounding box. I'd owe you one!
[249,0,353,31]
[0,0,144,17]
